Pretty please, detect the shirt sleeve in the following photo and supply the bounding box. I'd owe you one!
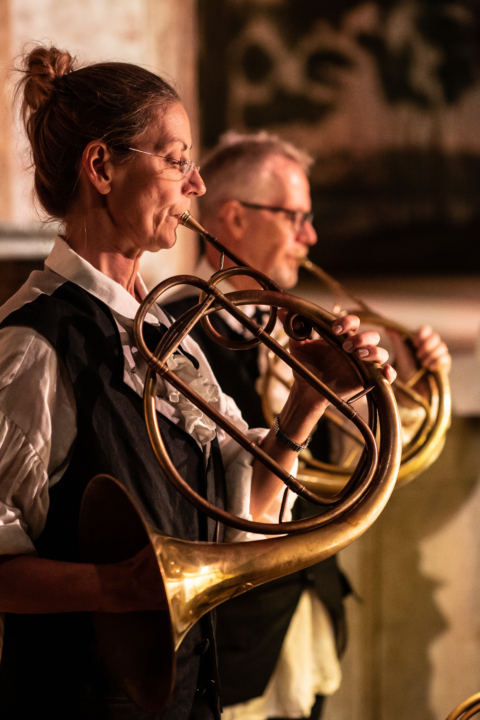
[0,326,77,555]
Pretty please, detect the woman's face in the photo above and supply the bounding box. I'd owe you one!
[108,102,205,256]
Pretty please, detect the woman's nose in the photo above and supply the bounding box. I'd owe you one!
[186,168,206,197]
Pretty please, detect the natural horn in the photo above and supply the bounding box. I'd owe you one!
[79,213,402,714]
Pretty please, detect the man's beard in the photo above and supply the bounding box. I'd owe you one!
[269,262,299,290]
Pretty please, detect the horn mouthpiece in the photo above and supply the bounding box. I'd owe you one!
[179,212,206,235]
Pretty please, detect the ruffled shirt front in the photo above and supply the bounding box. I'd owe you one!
[0,237,276,562]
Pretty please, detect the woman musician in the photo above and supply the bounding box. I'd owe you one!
[0,45,394,720]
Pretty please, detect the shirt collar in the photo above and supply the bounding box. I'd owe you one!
[45,235,160,325]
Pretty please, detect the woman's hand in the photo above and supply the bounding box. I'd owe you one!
[106,545,167,613]
[288,314,395,414]
[249,314,394,519]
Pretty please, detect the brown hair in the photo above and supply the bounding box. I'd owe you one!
[16,45,180,219]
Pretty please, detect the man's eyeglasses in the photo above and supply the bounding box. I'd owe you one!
[239,201,314,232]
[124,147,200,177]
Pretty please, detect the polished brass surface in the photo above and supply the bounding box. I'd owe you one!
[445,693,480,720]
[135,282,399,531]
[261,256,451,493]
[134,212,402,530]
[81,437,400,713]
[80,212,403,713]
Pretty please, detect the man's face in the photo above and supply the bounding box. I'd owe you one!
[236,155,317,289]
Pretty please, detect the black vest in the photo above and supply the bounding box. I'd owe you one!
[165,294,351,706]
[0,282,226,720]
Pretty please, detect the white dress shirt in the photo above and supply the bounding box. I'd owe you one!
[0,237,276,555]
[0,238,301,657]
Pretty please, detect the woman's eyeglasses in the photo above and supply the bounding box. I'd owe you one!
[125,147,200,177]
[239,201,314,232]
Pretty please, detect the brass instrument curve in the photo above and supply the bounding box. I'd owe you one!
[445,693,480,720]
[79,213,403,714]
[261,256,451,493]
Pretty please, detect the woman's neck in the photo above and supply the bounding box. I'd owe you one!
[64,218,143,299]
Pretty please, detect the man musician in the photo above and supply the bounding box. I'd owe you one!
[164,131,451,720]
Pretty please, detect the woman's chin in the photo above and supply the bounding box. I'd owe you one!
[161,233,178,251]
[146,232,177,253]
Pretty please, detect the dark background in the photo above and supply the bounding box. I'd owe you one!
[198,0,480,275]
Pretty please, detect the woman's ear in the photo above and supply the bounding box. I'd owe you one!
[81,141,114,195]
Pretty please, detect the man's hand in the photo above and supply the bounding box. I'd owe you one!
[412,325,451,373]
[389,324,450,384]
[386,324,451,402]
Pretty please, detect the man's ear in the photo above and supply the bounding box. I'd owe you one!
[218,200,248,239]
[81,141,114,196]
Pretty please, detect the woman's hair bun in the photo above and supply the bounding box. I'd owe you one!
[20,45,76,114]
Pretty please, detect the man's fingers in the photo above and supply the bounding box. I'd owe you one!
[413,325,432,346]
[420,345,452,372]
[416,332,442,356]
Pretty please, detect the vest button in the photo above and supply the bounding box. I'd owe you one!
[194,638,210,655]
[196,686,206,697]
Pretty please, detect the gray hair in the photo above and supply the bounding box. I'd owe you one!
[197,130,314,219]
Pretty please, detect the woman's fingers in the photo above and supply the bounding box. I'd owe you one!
[332,314,360,336]
[341,329,389,365]
[383,364,397,384]
[332,318,451,381]
[353,345,390,364]
[342,330,380,352]
[332,319,394,381]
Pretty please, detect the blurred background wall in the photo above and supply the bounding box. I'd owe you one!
[0,0,199,299]
[1,1,480,719]
[199,0,480,275]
